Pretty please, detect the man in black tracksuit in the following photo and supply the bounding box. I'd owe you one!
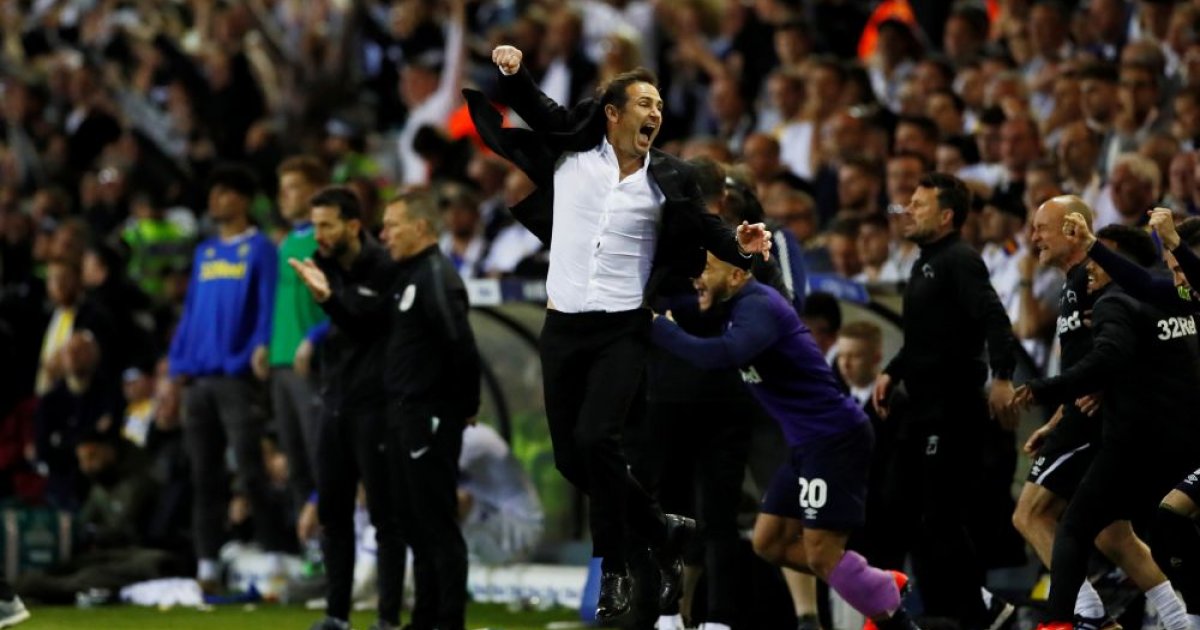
[289,188,404,630]
[872,173,1020,629]
[1018,222,1200,630]
[380,191,481,630]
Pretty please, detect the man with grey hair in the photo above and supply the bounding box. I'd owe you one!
[381,192,480,630]
[1093,153,1161,230]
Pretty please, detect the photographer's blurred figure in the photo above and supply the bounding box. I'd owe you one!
[457,423,543,565]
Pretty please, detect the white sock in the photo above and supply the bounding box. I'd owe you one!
[197,558,219,582]
[655,614,683,630]
[700,624,732,630]
[1074,581,1105,618]
[1148,581,1191,630]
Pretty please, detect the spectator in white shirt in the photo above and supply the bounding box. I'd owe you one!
[1093,152,1161,230]
[438,185,486,280]
[396,0,465,186]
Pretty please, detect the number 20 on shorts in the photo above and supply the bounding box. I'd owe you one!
[798,477,827,509]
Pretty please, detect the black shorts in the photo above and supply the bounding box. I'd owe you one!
[761,423,873,531]
[1026,410,1098,499]
[1175,467,1200,505]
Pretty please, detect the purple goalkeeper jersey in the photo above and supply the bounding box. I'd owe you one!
[652,280,867,447]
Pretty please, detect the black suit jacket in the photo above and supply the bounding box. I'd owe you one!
[463,67,750,301]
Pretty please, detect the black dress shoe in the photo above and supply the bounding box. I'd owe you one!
[655,514,696,611]
[596,570,633,622]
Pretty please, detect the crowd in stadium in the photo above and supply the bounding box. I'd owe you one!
[3,0,1200,629]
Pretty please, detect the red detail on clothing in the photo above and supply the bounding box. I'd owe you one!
[447,102,511,155]
[857,0,919,61]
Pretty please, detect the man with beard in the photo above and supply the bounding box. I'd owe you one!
[1017,222,1196,630]
[289,187,404,630]
[872,173,1019,630]
[652,252,921,630]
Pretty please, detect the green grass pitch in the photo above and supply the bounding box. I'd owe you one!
[16,603,582,630]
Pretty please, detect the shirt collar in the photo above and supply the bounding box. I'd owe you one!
[598,136,651,176]
[220,226,258,245]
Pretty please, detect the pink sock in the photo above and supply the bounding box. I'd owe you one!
[826,551,900,618]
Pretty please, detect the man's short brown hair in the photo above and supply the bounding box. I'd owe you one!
[277,155,331,187]
[599,68,659,111]
[838,320,882,350]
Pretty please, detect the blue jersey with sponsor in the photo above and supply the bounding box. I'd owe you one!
[652,279,867,446]
[169,229,277,377]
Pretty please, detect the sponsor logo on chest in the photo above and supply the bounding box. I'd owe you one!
[740,365,763,384]
[1057,310,1083,335]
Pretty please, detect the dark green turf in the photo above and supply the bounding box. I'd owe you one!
[16,602,583,630]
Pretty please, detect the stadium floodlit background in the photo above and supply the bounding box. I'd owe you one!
[0,0,1191,627]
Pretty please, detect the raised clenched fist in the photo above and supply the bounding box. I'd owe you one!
[492,45,522,75]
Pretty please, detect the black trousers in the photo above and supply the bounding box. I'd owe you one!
[882,397,990,628]
[183,376,289,559]
[317,406,403,624]
[628,398,752,625]
[388,402,467,630]
[540,309,667,571]
[1048,436,1194,620]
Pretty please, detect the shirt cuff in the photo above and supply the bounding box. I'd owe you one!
[735,233,753,259]
[500,67,516,76]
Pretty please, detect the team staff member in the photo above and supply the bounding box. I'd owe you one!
[872,173,1019,630]
[262,156,330,519]
[466,45,771,620]
[1015,198,1188,629]
[289,188,404,630]
[168,165,288,589]
[0,579,29,627]
[1012,197,1112,624]
[379,191,481,630]
[652,252,920,630]
[1051,211,1200,625]
[1017,223,1196,630]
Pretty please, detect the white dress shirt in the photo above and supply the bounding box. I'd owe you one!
[397,22,464,186]
[849,384,873,409]
[439,233,486,281]
[985,235,1062,369]
[482,224,543,275]
[539,58,572,107]
[547,137,665,313]
[778,120,816,181]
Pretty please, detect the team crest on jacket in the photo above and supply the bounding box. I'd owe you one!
[398,284,417,312]
[921,263,935,278]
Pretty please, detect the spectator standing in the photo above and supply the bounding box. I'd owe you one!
[267,156,330,517]
[167,165,288,590]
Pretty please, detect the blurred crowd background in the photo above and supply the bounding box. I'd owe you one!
[0,0,1196,612]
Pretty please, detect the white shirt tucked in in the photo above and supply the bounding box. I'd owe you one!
[547,137,665,313]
